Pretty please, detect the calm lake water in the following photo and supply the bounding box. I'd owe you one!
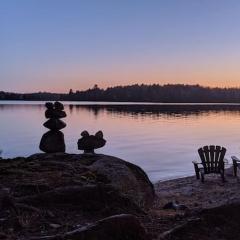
[1,101,240,182]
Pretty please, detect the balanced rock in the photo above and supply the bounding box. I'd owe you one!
[39,131,65,153]
[45,101,66,119]
[78,130,106,153]
[45,109,67,119]
[45,102,54,110]
[54,101,64,110]
[39,102,67,153]
[43,119,66,130]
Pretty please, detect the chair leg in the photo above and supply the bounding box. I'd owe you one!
[193,164,200,179]
[220,170,225,182]
[200,172,204,183]
[233,160,238,177]
[221,173,225,182]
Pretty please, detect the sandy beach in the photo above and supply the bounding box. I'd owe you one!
[143,166,240,239]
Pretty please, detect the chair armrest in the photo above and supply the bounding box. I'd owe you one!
[192,161,202,165]
[232,156,240,162]
[192,161,202,180]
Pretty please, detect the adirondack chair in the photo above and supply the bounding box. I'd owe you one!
[192,145,226,182]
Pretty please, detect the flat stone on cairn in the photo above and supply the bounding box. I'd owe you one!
[43,118,66,130]
[39,102,66,153]
[78,130,106,154]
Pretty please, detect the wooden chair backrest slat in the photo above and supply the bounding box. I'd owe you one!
[203,146,210,172]
[210,145,215,172]
[198,148,207,172]
[215,146,221,172]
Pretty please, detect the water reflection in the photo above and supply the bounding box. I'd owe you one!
[67,104,240,118]
[2,103,240,117]
[1,102,240,182]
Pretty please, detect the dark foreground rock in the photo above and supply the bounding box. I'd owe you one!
[158,203,240,240]
[0,153,154,239]
[31,214,148,240]
[17,185,143,214]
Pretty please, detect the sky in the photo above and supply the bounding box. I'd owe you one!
[1,0,240,93]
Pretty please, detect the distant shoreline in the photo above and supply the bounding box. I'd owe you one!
[2,100,240,106]
[2,84,240,103]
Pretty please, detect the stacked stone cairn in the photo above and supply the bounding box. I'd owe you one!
[39,102,66,153]
[78,130,106,154]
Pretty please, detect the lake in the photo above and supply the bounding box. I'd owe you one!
[1,101,240,182]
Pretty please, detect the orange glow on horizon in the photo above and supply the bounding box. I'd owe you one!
[9,58,240,93]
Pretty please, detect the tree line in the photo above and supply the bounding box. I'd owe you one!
[2,84,240,103]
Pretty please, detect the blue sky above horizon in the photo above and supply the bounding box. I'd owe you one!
[1,0,240,92]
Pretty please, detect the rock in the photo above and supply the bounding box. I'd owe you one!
[39,131,65,153]
[78,131,106,153]
[163,201,188,210]
[0,153,154,238]
[63,214,148,240]
[40,102,67,153]
[81,131,89,137]
[158,203,240,240]
[89,155,155,209]
[95,130,103,138]
[0,190,16,212]
[54,101,64,111]
[17,184,143,214]
[21,153,154,209]
[31,214,148,240]
[45,102,54,110]
[14,183,51,196]
[43,119,66,130]
[45,109,67,119]
[49,223,61,229]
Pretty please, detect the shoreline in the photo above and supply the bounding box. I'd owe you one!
[3,100,240,105]
[153,173,195,184]
[154,166,239,211]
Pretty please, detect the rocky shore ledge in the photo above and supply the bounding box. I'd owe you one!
[1,154,240,240]
[0,153,154,240]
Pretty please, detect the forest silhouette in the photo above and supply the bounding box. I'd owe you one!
[2,84,240,103]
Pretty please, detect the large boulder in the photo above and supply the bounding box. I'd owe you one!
[0,153,154,239]
[27,153,154,209]
[88,155,155,209]
[17,185,143,215]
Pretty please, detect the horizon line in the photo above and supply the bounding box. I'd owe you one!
[2,82,240,94]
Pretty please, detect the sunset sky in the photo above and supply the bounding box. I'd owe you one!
[1,0,240,92]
